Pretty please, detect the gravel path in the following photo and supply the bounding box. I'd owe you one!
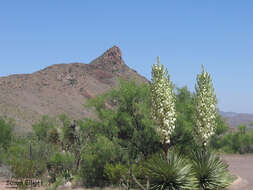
[222,154,253,190]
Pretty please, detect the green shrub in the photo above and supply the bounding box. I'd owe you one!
[220,146,235,154]
[7,140,51,178]
[80,135,124,187]
[141,152,198,190]
[47,128,60,145]
[47,151,75,181]
[86,79,161,160]
[46,176,64,190]
[191,150,233,190]
[32,116,56,141]
[104,163,128,184]
[9,158,37,179]
[0,117,13,150]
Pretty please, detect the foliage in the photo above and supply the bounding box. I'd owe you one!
[32,115,56,141]
[80,135,124,187]
[141,152,198,190]
[211,124,253,154]
[61,118,77,151]
[214,114,229,136]
[2,76,239,189]
[46,176,65,190]
[47,151,75,181]
[86,79,161,160]
[191,149,233,190]
[209,115,229,151]
[8,158,37,179]
[0,117,14,150]
[47,128,60,145]
[194,65,217,147]
[170,86,196,154]
[7,137,55,179]
[104,163,129,184]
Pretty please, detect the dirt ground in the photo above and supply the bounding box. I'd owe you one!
[222,154,253,190]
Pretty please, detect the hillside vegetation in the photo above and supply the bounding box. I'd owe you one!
[0,65,238,190]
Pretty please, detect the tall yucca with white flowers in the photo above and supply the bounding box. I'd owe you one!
[151,57,176,155]
[194,65,217,148]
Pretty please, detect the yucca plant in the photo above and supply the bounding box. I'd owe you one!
[191,150,233,190]
[141,151,198,190]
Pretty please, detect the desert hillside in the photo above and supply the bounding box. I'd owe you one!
[0,46,148,132]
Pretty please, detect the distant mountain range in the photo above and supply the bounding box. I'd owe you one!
[220,111,253,128]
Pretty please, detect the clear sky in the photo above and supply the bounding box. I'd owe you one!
[0,1,253,113]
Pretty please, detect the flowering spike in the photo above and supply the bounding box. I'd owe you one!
[194,65,217,147]
[151,58,176,145]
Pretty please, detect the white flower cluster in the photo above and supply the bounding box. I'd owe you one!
[195,65,217,146]
[151,57,176,144]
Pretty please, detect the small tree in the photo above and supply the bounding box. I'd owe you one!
[0,117,13,151]
[194,65,217,150]
[151,57,176,159]
[32,115,55,141]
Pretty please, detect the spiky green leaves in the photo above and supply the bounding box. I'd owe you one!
[151,57,176,144]
[141,152,198,190]
[194,65,217,147]
[191,150,233,190]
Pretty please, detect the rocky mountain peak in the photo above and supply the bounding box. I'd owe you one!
[105,45,122,59]
[90,45,124,66]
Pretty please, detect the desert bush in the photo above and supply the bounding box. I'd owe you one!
[6,135,57,180]
[141,152,198,190]
[0,117,14,150]
[46,176,65,190]
[32,115,56,141]
[7,144,45,179]
[191,149,233,190]
[8,158,37,179]
[104,163,128,184]
[104,162,145,188]
[86,79,161,160]
[172,87,196,154]
[47,151,75,181]
[47,128,60,145]
[80,135,125,187]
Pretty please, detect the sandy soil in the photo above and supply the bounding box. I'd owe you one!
[0,178,6,190]
[222,154,253,190]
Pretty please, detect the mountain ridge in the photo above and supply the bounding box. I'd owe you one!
[0,46,148,133]
[220,111,253,128]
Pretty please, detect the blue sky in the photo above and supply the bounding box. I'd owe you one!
[0,1,253,113]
